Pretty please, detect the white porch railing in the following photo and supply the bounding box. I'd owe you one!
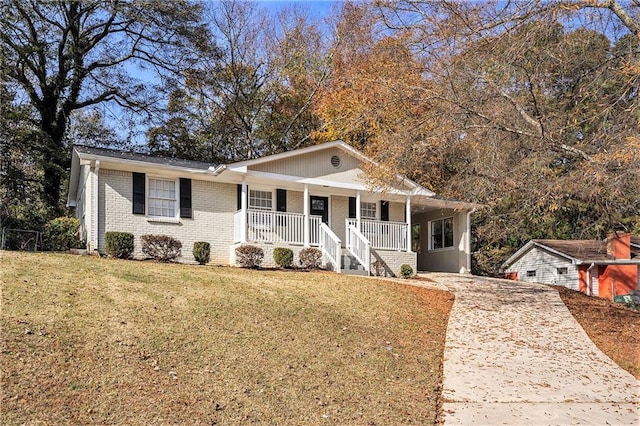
[346,218,409,251]
[346,224,370,273]
[309,216,321,246]
[319,223,341,273]
[234,210,322,246]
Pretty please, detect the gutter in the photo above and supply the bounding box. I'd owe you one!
[574,259,640,265]
[210,165,226,176]
[465,208,477,274]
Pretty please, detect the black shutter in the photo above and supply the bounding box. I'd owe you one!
[180,178,192,218]
[237,184,242,210]
[276,189,287,212]
[348,197,356,218]
[132,172,145,215]
[381,200,389,221]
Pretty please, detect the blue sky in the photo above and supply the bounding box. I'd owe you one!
[258,0,338,20]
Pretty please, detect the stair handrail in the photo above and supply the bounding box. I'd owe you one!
[319,223,341,273]
[347,224,370,274]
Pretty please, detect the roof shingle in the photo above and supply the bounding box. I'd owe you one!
[74,145,215,170]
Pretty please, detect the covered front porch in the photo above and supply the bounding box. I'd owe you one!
[231,183,413,275]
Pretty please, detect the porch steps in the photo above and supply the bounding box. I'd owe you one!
[340,250,369,276]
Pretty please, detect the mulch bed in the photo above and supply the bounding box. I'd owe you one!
[552,285,640,379]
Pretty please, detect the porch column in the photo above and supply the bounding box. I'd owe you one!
[406,196,412,252]
[356,190,361,230]
[303,184,310,247]
[93,160,100,253]
[240,179,247,243]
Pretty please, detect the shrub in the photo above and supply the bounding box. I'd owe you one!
[193,241,210,265]
[235,245,264,268]
[299,247,322,270]
[43,217,82,251]
[141,234,182,262]
[105,232,134,259]
[400,264,414,279]
[273,247,294,268]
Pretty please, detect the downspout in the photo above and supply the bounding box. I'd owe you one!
[464,208,476,274]
[93,160,100,254]
[586,263,595,296]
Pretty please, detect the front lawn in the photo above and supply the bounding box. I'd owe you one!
[1,252,452,425]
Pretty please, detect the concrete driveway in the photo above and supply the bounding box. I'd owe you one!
[419,273,640,425]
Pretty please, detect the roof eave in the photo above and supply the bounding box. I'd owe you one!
[76,151,212,176]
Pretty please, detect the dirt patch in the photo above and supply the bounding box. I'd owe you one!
[553,285,640,379]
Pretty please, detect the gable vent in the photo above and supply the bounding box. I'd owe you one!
[330,155,341,168]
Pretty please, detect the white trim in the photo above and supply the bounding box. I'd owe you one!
[75,153,211,177]
[146,217,181,224]
[428,217,455,251]
[223,140,436,197]
[303,184,310,247]
[146,176,180,220]
[360,201,377,220]
[93,160,100,253]
[406,197,412,253]
[502,241,576,270]
[356,191,361,231]
[309,193,331,227]
[248,188,274,211]
[226,140,368,169]
[240,179,247,243]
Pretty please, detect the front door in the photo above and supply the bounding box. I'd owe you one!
[310,196,329,224]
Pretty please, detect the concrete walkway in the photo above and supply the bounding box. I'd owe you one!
[419,273,640,425]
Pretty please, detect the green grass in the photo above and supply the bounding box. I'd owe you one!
[1,251,452,425]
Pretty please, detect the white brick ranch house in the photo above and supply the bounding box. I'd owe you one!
[67,140,478,276]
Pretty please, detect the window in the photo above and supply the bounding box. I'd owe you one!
[148,178,177,218]
[557,267,568,275]
[430,217,454,250]
[527,270,537,277]
[249,189,272,210]
[361,202,377,220]
[412,224,421,253]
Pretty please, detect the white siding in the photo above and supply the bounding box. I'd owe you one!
[505,247,579,290]
[250,147,412,190]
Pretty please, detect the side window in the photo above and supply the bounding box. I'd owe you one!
[430,217,454,250]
